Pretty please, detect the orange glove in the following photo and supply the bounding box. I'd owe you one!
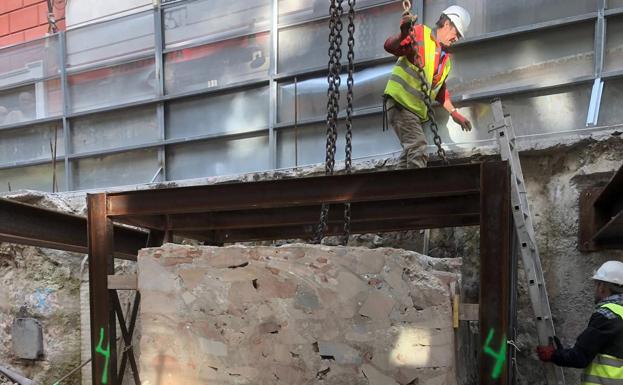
[451,110,472,132]
[536,345,555,362]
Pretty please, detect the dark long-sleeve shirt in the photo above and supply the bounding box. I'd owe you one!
[552,294,623,368]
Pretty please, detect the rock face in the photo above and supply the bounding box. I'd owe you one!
[137,243,461,385]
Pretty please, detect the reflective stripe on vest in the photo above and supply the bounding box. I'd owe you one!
[581,303,623,385]
[383,25,452,120]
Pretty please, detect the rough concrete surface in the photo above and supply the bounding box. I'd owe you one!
[0,192,85,385]
[348,137,623,385]
[137,243,461,385]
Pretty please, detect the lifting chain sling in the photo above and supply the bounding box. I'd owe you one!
[315,0,356,244]
[400,0,448,164]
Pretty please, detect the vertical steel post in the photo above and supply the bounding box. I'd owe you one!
[587,0,606,127]
[154,5,167,181]
[59,31,71,191]
[479,161,512,385]
[87,194,116,385]
[268,0,279,169]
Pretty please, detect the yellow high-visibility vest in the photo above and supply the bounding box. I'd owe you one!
[383,25,452,121]
[581,303,623,385]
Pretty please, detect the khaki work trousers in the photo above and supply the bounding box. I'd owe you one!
[388,101,427,168]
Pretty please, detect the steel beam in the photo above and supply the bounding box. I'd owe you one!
[180,214,480,243]
[0,197,148,260]
[121,194,479,231]
[579,165,623,251]
[106,164,481,217]
[479,161,512,385]
[87,194,116,385]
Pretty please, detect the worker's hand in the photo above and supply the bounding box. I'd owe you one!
[451,110,472,132]
[400,15,417,35]
[536,345,556,362]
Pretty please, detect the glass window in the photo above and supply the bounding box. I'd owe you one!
[604,15,623,74]
[72,149,160,190]
[0,35,60,88]
[277,64,392,124]
[278,0,389,25]
[0,81,63,125]
[71,106,159,154]
[609,0,623,8]
[164,32,270,95]
[278,2,401,73]
[0,122,64,164]
[424,0,596,37]
[598,78,623,127]
[68,58,156,113]
[502,85,591,136]
[66,11,155,69]
[166,87,269,139]
[448,22,594,97]
[276,114,401,168]
[0,162,65,193]
[166,134,270,180]
[164,0,271,49]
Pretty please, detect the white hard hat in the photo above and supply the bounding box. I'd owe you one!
[442,5,471,37]
[593,260,623,286]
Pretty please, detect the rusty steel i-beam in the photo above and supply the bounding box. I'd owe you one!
[579,164,623,251]
[80,162,513,385]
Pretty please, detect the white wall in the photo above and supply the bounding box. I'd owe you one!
[66,0,153,28]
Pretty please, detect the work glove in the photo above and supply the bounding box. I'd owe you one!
[400,14,417,36]
[451,110,472,132]
[536,336,562,362]
[536,345,555,362]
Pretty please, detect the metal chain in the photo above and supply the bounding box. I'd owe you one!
[402,0,411,14]
[405,13,449,164]
[342,0,355,245]
[315,0,344,243]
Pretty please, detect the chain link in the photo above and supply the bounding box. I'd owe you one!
[405,13,449,164]
[315,0,344,243]
[342,0,356,244]
[402,0,411,14]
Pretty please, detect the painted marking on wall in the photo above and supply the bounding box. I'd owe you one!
[483,328,507,380]
[95,327,110,384]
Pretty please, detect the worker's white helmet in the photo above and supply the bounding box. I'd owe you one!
[593,260,623,286]
[442,5,471,37]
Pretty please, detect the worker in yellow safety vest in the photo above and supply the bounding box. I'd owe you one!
[537,260,623,385]
[383,5,472,168]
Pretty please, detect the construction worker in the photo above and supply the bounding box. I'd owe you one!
[537,260,623,384]
[383,5,472,168]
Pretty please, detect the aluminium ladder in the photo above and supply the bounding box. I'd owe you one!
[489,99,566,385]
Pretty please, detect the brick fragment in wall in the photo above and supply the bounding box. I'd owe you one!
[137,243,460,385]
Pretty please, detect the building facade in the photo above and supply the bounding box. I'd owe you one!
[0,0,622,192]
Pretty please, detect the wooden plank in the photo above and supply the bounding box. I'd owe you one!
[107,275,137,290]
[459,304,480,321]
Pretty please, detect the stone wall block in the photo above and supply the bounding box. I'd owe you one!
[138,244,459,385]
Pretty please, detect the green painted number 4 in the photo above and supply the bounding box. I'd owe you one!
[484,328,507,380]
[95,327,111,384]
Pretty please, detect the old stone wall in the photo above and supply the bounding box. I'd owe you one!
[137,243,461,385]
[0,192,85,385]
[355,137,623,385]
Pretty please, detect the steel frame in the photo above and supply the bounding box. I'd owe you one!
[81,161,513,385]
[0,161,513,384]
[579,164,623,251]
